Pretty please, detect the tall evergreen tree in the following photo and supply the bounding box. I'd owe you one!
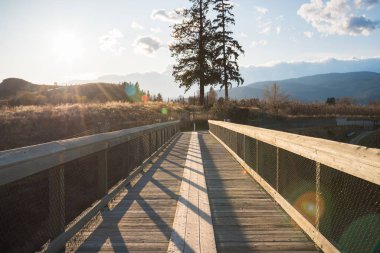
[170,0,218,105]
[212,0,244,99]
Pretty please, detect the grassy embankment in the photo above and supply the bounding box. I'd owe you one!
[0,102,185,151]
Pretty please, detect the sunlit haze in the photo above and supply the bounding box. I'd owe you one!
[0,0,379,86]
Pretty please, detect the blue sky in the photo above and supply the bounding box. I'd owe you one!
[0,0,379,84]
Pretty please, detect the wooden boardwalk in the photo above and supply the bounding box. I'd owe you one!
[199,132,319,253]
[72,133,191,252]
[70,132,319,253]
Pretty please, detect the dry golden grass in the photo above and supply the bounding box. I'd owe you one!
[0,102,185,151]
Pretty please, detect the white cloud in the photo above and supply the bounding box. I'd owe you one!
[239,32,248,38]
[131,21,144,30]
[257,14,283,36]
[297,0,379,36]
[133,35,163,56]
[255,6,268,15]
[304,31,314,38]
[259,24,271,34]
[151,9,184,23]
[98,29,125,55]
[276,26,282,34]
[151,27,161,33]
[355,0,380,9]
[251,40,268,48]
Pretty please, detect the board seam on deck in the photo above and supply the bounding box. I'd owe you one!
[168,132,217,253]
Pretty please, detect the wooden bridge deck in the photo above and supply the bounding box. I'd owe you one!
[70,132,319,253]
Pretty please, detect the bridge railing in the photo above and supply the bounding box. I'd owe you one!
[0,121,180,253]
[209,120,380,253]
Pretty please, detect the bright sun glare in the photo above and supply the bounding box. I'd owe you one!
[52,32,83,63]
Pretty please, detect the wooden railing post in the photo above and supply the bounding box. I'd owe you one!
[276,147,280,192]
[122,142,129,176]
[97,148,108,198]
[256,140,259,172]
[148,132,152,156]
[315,162,321,230]
[243,135,246,162]
[156,130,159,149]
[49,165,65,238]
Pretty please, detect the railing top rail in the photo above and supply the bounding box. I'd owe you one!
[209,120,380,185]
[0,121,179,185]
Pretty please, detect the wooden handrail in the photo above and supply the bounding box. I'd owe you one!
[209,120,380,186]
[0,121,179,185]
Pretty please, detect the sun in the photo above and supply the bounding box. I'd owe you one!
[52,32,83,63]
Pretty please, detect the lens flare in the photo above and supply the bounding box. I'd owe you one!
[338,214,380,253]
[161,108,168,115]
[142,95,149,103]
[125,85,136,96]
[294,192,325,224]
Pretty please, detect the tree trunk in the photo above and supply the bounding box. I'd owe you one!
[199,84,204,105]
[222,1,228,100]
[224,82,228,99]
[198,0,205,105]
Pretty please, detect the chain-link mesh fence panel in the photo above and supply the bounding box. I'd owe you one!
[108,142,128,189]
[319,164,380,253]
[244,136,257,171]
[209,122,380,253]
[64,153,99,224]
[149,132,156,156]
[0,171,49,253]
[141,134,150,162]
[0,122,179,253]
[236,133,244,159]
[156,130,161,149]
[278,149,317,225]
[257,141,277,188]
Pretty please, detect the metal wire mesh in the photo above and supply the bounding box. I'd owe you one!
[244,136,257,171]
[319,165,380,253]
[108,142,130,189]
[209,122,380,253]
[0,123,178,253]
[257,141,277,188]
[0,171,49,253]
[64,154,99,225]
[278,148,317,224]
[236,133,244,159]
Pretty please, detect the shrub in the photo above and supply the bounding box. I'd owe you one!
[211,100,249,123]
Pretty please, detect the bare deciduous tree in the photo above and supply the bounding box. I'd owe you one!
[208,87,218,105]
[263,83,289,116]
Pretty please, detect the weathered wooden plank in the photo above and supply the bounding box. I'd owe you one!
[199,132,320,253]
[208,131,335,253]
[168,132,216,253]
[209,120,380,186]
[68,133,191,253]
[0,121,180,185]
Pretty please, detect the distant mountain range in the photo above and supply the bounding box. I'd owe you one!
[240,57,380,84]
[62,57,380,99]
[221,72,380,103]
[0,78,127,105]
[1,69,379,104]
[68,71,185,99]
